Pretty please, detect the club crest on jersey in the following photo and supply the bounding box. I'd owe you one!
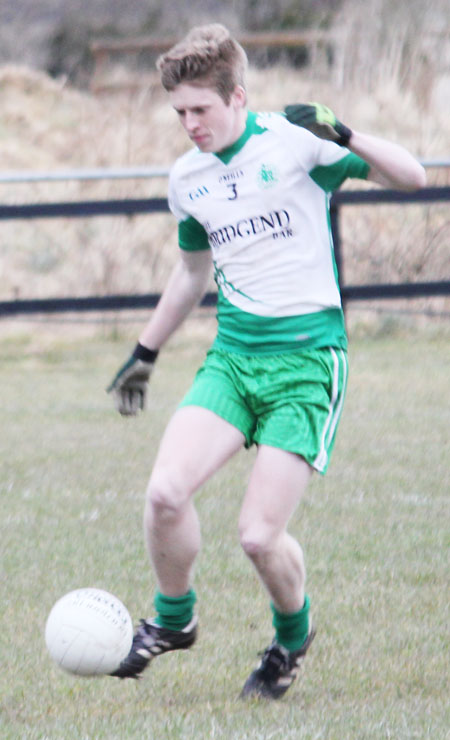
[257,163,279,189]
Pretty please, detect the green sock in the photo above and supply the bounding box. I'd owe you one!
[154,589,196,631]
[271,594,311,652]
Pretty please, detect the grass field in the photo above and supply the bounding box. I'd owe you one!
[0,321,448,739]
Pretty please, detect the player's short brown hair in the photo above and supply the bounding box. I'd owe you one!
[157,24,248,104]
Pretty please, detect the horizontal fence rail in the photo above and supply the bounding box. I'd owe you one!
[332,186,450,206]
[0,160,448,184]
[0,186,449,317]
[0,167,172,183]
[1,282,449,319]
[0,198,168,220]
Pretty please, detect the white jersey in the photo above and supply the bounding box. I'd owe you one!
[168,111,369,354]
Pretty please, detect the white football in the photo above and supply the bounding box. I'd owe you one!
[45,588,133,676]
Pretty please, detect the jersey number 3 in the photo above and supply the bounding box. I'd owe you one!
[226,183,238,200]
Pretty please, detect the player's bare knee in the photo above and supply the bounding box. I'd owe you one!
[145,471,186,522]
[239,524,275,560]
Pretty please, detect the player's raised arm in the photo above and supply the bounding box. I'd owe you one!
[285,102,426,191]
[345,130,426,191]
[107,249,212,416]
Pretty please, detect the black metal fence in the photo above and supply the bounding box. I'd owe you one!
[0,186,449,317]
[329,186,450,305]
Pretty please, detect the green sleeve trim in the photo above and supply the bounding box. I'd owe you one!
[178,216,210,251]
[310,152,370,193]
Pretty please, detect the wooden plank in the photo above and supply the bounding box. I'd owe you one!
[90,29,333,55]
[89,30,334,92]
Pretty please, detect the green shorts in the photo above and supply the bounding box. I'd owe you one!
[179,346,348,474]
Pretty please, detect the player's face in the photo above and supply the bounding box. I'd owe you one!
[169,83,247,153]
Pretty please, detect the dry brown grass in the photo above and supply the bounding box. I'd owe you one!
[0,25,449,307]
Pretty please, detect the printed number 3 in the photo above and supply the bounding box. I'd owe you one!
[227,183,238,200]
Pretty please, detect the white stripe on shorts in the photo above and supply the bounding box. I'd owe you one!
[313,347,348,473]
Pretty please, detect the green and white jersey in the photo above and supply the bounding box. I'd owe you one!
[168,111,369,354]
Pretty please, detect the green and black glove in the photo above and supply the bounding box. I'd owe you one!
[285,102,352,147]
[107,343,159,416]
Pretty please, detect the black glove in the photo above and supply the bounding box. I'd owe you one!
[285,102,352,147]
[107,343,159,416]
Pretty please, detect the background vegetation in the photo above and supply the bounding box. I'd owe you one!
[0,1,449,318]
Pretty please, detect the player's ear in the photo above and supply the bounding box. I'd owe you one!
[232,85,247,108]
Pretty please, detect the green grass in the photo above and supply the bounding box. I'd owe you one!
[0,324,448,739]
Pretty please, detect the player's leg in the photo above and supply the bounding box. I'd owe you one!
[238,347,348,697]
[145,405,245,597]
[239,444,312,612]
[239,446,316,699]
[112,405,245,679]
